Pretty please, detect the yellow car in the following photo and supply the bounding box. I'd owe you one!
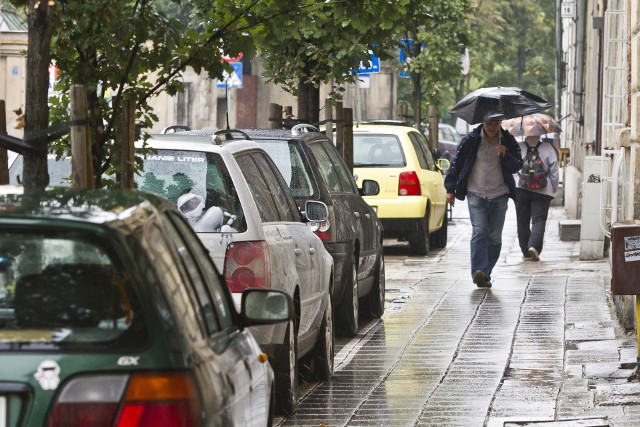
[353,124,450,256]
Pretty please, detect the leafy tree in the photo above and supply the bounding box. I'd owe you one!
[465,0,556,111]
[7,0,55,193]
[397,0,472,130]
[257,0,409,125]
[10,0,278,189]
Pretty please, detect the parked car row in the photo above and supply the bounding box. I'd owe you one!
[6,124,386,418]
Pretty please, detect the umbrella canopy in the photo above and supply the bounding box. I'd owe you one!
[501,113,562,137]
[449,86,552,124]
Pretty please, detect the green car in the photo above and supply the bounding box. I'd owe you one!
[0,186,292,427]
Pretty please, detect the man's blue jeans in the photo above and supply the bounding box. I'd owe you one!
[466,192,509,280]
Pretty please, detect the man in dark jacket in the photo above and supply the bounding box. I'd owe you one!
[444,120,523,288]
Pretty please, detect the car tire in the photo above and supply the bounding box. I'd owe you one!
[365,254,385,318]
[275,320,298,416]
[408,212,430,256]
[338,255,359,337]
[310,298,334,381]
[430,212,448,249]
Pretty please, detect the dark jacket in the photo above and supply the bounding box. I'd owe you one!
[444,125,523,201]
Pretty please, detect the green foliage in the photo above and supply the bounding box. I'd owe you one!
[395,0,472,124]
[258,0,410,99]
[464,0,556,112]
[46,0,264,187]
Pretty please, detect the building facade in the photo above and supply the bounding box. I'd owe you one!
[559,0,639,327]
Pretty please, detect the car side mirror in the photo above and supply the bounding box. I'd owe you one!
[304,200,329,222]
[437,158,451,172]
[359,179,380,196]
[240,289,293,325]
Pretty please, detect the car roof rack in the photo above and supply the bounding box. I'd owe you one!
[161,125,191,134]
[291,124,320,136]
[212,129,251,145]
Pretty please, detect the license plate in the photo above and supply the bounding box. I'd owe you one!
[0,396,6,427]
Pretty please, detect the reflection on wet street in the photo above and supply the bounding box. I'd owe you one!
[276,201,639,426]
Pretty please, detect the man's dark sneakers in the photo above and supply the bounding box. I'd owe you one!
[473,270,492,288]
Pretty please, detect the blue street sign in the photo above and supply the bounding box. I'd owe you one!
[216,62,243,89]
[358,52,380,74]
[399,39,425,78]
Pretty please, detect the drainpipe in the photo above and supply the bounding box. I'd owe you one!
[574,0,586,126]
[594,15,604,155]
[555,0,563,121]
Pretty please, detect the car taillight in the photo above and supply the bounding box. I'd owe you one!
[224,241,270,292]
[48,373,201,427]
[398,171,421,196]
[310,220,331,241]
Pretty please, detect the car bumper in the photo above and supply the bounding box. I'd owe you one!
[364,196,426,219]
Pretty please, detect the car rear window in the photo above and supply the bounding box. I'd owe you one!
[353,134,405,167]
[137,149,246,233]
[0,230,147,351]
[10,154,72,186]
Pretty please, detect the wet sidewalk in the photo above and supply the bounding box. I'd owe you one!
[277,200,640,427]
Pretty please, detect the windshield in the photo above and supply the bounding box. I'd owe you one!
[136,149,246,233]
[0,230,147,351]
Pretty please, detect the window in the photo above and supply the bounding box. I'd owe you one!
[163,217,221,336]
[252,152,298,222]
[137,149,245,232]
[238,153,299,223]
[352,134,405,167]
[318,140,359,193]
[409,132,436,171]
[168,213,234,331]
[0,230,147,351]
[259,141,317,199]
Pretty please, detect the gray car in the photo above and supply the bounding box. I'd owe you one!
[133,132,334,415]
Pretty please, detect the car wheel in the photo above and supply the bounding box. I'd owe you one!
[310,298,334,381]
[275,320,298,416]
[430,212,448,249]
[365,254,385,318]
[339,255,359,337]
[408,212,430,256]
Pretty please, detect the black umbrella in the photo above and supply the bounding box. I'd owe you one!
[450,86,552,124]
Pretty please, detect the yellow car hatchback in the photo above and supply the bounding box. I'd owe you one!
[353,124,450,256]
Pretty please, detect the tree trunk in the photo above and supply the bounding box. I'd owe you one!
[297,80,309,123]
[297,81,320,126]
[411,72,422,127]
[22,1,54,193]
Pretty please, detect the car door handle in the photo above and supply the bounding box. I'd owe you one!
[365,213,370,219]
[353,212,360,218]
[295,248,302,256]
[309,247,316,255]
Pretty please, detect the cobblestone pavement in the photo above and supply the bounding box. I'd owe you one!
[276,200,640,427]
